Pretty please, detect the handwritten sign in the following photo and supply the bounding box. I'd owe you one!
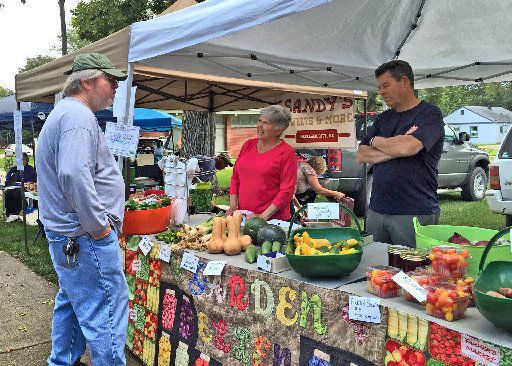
[104,122,140,159]
[307,202,340,220]
[159,244,171,263]
[203,261,227,276]
[132,259,141,272]
[392,271,428,303]
[180,251,199,273]
[461,334,500,366]
[281,93,356,148]
[129,309,137,322]
[257,255,273,273]
[13,111,23,171]
[138,235,154,256]
[348,295,381,323]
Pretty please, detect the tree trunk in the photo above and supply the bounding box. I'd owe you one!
[181,110,215,158]
[59,0,68,55]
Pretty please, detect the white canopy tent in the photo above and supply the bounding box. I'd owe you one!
[129,0,512,91]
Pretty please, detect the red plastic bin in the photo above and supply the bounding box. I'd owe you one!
[122,203,173,235]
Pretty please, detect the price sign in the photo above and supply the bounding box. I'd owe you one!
[392,271,428,303]
[203,261,227,276]
[139,235,154,256]
[461,334,500,366]
[159,244,171,263]
[307,203,339,220]
[132,259,141,272]
[180,251,199,273]
[257,255,272,273]
[348,295,381,323]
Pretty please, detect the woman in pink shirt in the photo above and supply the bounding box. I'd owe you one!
[227,105,297,220]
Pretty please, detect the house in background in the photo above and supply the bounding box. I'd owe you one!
[444,106,512,144]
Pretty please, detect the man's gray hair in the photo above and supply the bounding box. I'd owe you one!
[260,105,292,131]
[62,69,103,97]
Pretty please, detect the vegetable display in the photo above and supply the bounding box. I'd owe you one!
[125,195,172,211]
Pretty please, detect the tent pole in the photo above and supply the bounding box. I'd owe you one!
[363,98,368,234]
[123,63,135,200]
[16,102,29,254]
[31,119,36,167]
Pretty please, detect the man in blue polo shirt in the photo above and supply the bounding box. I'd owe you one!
[357,60,444,248]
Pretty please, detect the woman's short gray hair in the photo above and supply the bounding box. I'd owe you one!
[308,156,327,174]
[260,105,292,131]
[63,69,103,97]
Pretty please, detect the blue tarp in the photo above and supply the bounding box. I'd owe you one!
[0,102,182,131]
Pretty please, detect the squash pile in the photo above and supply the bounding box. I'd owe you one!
[291,231,361,256]
[207,211,252,255]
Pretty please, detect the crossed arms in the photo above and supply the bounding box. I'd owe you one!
[356,126,424,164]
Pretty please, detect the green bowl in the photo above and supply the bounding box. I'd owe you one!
[414,218,511,278]
[286,226,363,278]
[474,261,512,331]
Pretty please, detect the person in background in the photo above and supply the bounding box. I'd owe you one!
[37,53,129,365]
[293,156,345,211]
[153,140,164,163]
[356,60,444,248]
[4,152,36,222]
[227,105,297,220]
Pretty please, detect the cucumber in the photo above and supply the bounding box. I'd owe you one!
[261,241,272,254]
[272,241,281,252]
[245,245,258,264]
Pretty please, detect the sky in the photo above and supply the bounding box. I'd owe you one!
[0,0,80,91]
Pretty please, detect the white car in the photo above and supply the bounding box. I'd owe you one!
[4,144,33,157]
[486,129,512,225]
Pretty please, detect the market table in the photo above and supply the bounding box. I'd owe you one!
[120,227,512,366]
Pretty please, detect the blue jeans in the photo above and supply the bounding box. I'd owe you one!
[46,230,129,366]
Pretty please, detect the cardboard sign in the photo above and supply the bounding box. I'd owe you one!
[132,259,141,272]
[392,271,428,303]
[348,295,381,323]
[13,111,23,171]
[138,235,154,256]
[159,244,171,263]
[104,122,140,159]
[281,93,356,148]
[180,251,199,273]
[203,261,227,276]
[307,202,340,220]
[461,334,500,366]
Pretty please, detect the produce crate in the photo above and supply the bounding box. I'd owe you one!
[414,218,511,277]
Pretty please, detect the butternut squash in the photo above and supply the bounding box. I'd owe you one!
[207,217,224,254]
[233,210,252,250]
[223,216,241,255]
[221,217,227,242]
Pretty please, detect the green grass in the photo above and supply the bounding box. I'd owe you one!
[0,198,56,284]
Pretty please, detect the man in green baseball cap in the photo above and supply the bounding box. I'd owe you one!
[38,51,130,365]
[64,52,127,80]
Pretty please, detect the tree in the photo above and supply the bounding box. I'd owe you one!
[0,85,13,97]
[19,55,56,73]
[181,111,215,158]
[53,27,92,54]
[71,0,176,42]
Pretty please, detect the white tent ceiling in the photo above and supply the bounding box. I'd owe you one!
[129,0,512,90]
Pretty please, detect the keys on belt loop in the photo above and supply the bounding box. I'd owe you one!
[63,237,79,264]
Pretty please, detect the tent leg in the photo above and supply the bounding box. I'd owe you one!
[363,98,368,234]
[123,63,135,200]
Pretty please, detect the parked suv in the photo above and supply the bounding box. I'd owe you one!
[299,118,490,216]
[486,127,512,225]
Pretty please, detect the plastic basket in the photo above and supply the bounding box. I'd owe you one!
[285,203,363,278]
[473,227,512,330]
[122,204,172,235]
[414,218,511,277]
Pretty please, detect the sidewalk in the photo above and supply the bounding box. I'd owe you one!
[0,251,141,366]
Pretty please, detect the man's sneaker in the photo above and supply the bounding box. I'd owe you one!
[5,215,19,223]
